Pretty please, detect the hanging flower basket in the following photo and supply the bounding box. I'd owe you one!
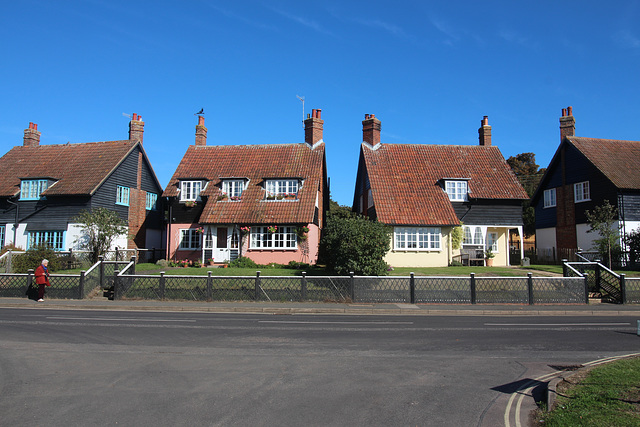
[267,225,278,234]
[296,225,309,240]
[184,201,197,208]
[240,226,250,235]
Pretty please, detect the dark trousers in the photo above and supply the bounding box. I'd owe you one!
[38,284,46,299]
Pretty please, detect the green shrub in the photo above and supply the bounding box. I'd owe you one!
[287,260,310,270]
[229,257,258,268]
[12,245,62,273]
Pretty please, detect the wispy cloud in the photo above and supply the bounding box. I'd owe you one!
[430,17,460,44]
[270,8,334,36]
[205,3,277,31]
[613,29,640,49]
[356,18,409,39]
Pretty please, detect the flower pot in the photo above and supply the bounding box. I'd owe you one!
[485,258,494,267]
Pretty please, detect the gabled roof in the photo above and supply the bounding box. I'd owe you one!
[0,140,149,197]
[567,136,640,190]
[361,143,528,226]
[163,143,325,224]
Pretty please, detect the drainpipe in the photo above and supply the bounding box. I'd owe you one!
[6,198,19,245]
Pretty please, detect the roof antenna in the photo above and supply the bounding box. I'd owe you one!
[296,95,305,126]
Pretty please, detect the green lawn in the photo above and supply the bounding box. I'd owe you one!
[536,356,640,426]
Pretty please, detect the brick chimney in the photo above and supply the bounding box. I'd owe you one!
[195,115,207,146]
[560,106,575,142]
[362,114,381,147]
[128,113,144,144]
[23,122,41,147]
[304,108,323,146]
[478,116,491,146]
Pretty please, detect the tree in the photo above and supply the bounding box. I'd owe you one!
[73,208,128,263]
[507,152,546,237]
[585,200,619,268]
[626,228,640,266]
[319,203,391,276]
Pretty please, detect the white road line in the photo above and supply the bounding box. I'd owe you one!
[485,322,630,326]
[257,320,414,325]
[46,316,197,322]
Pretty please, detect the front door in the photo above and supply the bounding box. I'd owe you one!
[214,227,230,262]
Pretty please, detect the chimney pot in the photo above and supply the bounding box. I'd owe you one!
[559,106,576,141]
[195,115,208,146]
[567,106,572,116]
[23,121,41,147]
[362,113,381,147]
[304,107,324,146]
[129,113,144,144]
[478,115,491,146]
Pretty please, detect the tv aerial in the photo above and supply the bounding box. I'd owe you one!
[296,95,305,125]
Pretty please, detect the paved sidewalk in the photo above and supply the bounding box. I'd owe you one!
[1,297,640,316]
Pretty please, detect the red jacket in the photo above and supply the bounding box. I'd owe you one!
[35,265,50,286]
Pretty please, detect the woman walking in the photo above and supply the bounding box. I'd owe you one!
[34,259,50,302]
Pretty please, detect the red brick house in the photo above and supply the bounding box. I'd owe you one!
[353,114,528,267]
[0,114,164,253]
[163,110,329,265]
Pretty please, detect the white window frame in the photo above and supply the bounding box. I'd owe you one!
[222,180,245,198]
[463,226,484,246]
[250,226,297,249]
[543,188,556,208]
[574,181,590,203]
[180,181,203,202]
[116,186,130,206]
[486,232,498,252]
[394,227,441,251]
[265,179,300,198]
[20,179,48,200]
[179,228,201,250]
[146,193,158,210]
[0,225,5,249]
[28,230,64,251]
[445,181,468,202]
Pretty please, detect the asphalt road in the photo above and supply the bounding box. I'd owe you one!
[0,307,638,426]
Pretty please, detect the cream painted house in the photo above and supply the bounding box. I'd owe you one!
[352,114,528,267]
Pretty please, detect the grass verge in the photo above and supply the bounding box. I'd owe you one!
[534,356,640,426]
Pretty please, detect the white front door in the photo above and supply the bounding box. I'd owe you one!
[214,227,230,262]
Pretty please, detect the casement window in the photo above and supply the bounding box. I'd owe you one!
[116,186,130,206]
[574,181,590,203]
[146,193,158,210]
[222,180,245,199]
[543,188,556,208]
[180,181,203,201]
[179,229,201,250]
[20,179,48,200]
[486,232,498,252]
[250,226,297,249]
[265,179,300,198]
[463,226,484,246]
[394,227,441,250]
[0,225,5,249]
[28,231,64,251]
[445,181,468,202]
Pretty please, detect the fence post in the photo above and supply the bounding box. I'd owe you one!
[595,263,601,295]
[207,271,212,301]
[620,273,626,304]
[79,271,85,299]
[7,250,12,273]
[562,259,568,277]
[349,272,355,302]
[301,272,307,301]
[470,273,476,304]
[130,256,136,275]
[159,272,165,300]
[255,271,261,301]
[583,273,590,304]
[410,272,415,304]
[527,272,534,305]
[98,256,104,289]
[113,269,120,300]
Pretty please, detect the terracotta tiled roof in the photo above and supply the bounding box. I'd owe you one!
[361,143,528,226]
[568,136,640,190]
[164,143,326,224]
[0,140,139,197]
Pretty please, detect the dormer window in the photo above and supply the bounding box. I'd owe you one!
[222,179,246,199]
[445,180,468,202]
[265,179,300,200]
[180,180,204,202]
[20,179,49,200]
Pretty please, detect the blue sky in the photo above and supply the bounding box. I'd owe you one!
[2,1,640,206]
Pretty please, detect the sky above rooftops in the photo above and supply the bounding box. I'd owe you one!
[1,0,639,206]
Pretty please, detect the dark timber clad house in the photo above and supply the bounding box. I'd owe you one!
[353,114,529,267]
[0,115,165,254]
[532,107,640,257]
